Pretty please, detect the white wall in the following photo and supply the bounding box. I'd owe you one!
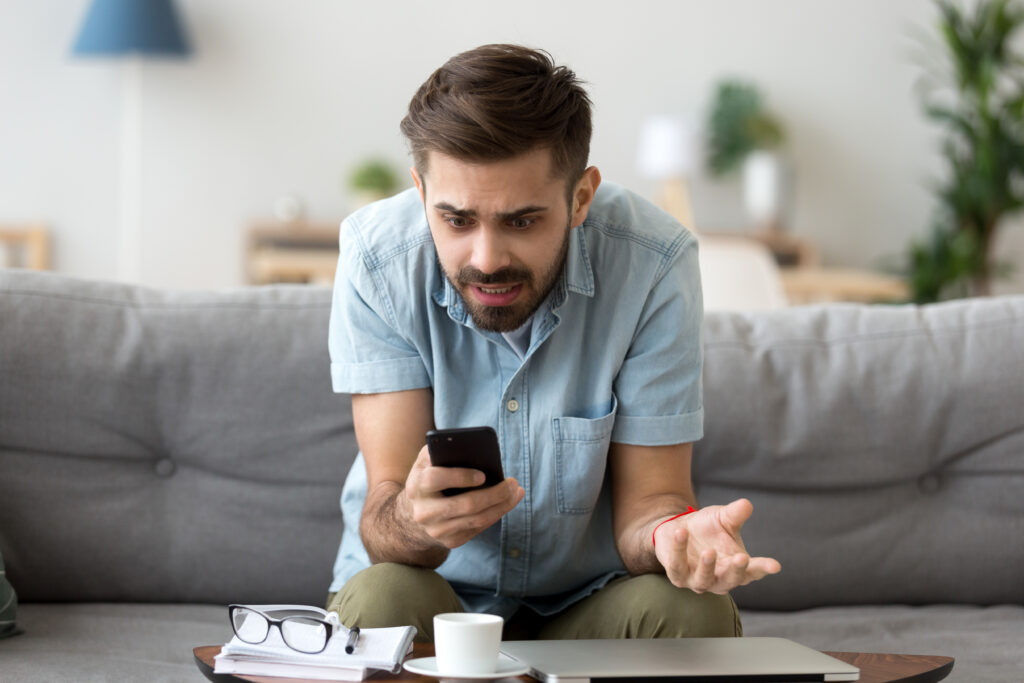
[2,0,1022,292]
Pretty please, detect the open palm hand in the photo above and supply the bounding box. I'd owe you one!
[653,499,781,594]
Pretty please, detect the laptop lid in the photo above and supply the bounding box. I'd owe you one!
[500,637,859,682]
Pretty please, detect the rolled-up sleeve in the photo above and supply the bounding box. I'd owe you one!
[611,236,704,445]
[328,221,431,394]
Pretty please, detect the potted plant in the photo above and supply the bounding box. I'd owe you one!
[906,0,1024,302]
[706,80,788,231]
[348,159,401,206]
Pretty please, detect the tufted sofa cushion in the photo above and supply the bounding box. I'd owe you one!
[0,271,354,605]
[3,270,1023,615]
[696,297,1024,610]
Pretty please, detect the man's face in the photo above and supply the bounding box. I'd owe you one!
[413,148,596,333]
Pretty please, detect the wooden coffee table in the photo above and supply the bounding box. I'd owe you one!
[195,643,953,683]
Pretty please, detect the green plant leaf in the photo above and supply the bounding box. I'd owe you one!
[349,159,399,195]
[705,80,785,176]
[906,0,1024,299]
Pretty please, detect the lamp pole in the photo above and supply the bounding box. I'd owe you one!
[118,55,143,282]
[71,0,191,284]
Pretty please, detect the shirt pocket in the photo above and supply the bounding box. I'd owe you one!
[551,397,618,515]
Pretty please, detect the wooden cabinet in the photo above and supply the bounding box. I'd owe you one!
[245,222,340,285]
[0,225,50,270]
[708,229,908,304]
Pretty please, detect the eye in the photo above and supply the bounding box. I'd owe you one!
[509,217,535,229]
[444,215,472,229]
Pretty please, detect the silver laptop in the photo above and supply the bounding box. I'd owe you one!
[500,637,859,682]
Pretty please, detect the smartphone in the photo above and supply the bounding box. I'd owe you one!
[426,426,505,497]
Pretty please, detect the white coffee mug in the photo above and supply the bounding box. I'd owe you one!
[433,612,503,675]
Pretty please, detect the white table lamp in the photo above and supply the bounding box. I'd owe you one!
[636,115,701,230]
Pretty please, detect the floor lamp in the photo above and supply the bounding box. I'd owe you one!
[72,0,190,283]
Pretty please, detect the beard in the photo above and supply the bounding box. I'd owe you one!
[444,224,572,333]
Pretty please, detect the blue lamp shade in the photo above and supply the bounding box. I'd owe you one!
[72,0,190,57]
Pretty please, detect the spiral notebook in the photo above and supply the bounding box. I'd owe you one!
[214,604,416,681]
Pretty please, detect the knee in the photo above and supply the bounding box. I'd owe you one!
[614,575,743,638]
[327,563,463,642]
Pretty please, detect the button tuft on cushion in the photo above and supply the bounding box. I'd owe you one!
[917,473,942,494]
[154,458,177,477]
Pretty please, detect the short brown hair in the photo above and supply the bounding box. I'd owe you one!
[400,44,593,185]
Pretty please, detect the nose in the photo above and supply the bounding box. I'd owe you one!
[468,227,512,276]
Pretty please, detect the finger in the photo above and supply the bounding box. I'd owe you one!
[744,557,783,580]
[419,466,486,494]
[405,446,432,485]
[660,527,691,588]
[457,479,522,516]
[418,495,497,545]
[729,558,782,586]
[431,483,523,547]
[433,507,504,547]
[470,486,523,525]
[689,548,717,593]
[436,478,520,520]
[720,498,754,532]
[411,477,508,530]
[461,477,521,506]
[717,553,750,590]
[512,484,526,508]
[407,444,436,481]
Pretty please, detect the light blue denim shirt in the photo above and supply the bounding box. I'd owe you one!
[327,183,703,618]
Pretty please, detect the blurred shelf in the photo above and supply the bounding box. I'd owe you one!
[246,221,339,285]
[707,229,818,268]
[0,225,50,270]
[706,229,907,304]
[781,267,909,304]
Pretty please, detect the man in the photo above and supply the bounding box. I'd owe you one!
[326,44,780,641]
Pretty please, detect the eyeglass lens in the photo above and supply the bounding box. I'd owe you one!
[232,607,270,643]
[280,617,329,653]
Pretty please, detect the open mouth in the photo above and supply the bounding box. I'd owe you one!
[470,283,523,307]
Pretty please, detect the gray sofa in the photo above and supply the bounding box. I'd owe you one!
[1,269,1021,682]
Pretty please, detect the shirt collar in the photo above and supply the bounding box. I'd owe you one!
[564,225,595,298]
[433,265,467,324]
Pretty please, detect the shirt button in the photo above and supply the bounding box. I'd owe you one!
[508,548,522,558]
[507,399,520,413]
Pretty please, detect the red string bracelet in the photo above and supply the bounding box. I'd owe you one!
[652,506,698,548]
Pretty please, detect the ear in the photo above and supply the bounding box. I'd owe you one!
[411,167,425,203]
[570,166,602,228]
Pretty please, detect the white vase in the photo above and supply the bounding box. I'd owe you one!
[742,150,788,231]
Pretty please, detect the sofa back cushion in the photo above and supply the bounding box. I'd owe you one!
[696,296,1024,609]
[4,270,1023,611]
[0,271,354,605]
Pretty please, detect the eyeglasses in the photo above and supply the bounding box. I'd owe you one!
[228,604,339,655]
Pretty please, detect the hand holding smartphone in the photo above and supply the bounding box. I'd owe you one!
[426,426,505,497]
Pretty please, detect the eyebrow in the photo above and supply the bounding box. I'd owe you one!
[433,202,548,222]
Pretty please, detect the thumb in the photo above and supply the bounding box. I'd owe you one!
[721,498,754,530]
[413,444,432,469]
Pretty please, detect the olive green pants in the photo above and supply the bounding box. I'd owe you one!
[326,563,742,643]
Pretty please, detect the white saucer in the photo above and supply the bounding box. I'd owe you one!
[403,653,529,681]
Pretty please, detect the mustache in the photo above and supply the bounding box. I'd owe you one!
[456,266,532,285]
